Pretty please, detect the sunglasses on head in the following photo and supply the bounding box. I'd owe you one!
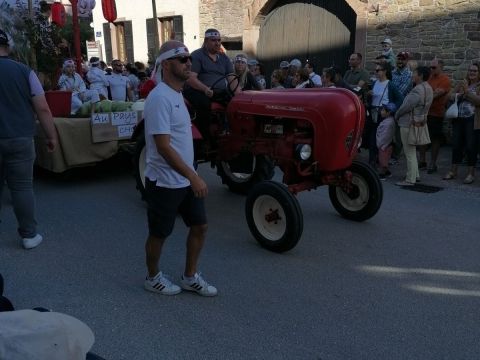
[169,56,192,64]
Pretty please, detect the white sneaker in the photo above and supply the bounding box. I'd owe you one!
[22,234,43,249]
[144,272,181,295]
[180,273,217,297]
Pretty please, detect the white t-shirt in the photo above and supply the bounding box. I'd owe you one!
[309,72,322,87]
[87,67,109,98]
[372,79,390,107]
[143,82,194,188]
[108,73,130,101]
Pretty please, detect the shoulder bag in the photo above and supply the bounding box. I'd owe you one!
[444,93,459,119]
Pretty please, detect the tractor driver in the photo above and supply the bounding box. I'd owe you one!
[183,28,239,139]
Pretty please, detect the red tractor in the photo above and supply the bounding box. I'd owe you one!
[132,85,382,253]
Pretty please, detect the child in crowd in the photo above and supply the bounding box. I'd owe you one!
[376,38,396,68]
[376,102,397,179]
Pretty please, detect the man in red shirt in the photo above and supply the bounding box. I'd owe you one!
[419,59,451,173]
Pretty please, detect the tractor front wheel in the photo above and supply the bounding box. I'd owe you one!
[245,181,303,253]
[328,160,383,221]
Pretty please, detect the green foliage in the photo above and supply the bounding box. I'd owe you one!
[0,4,94,89]
[59,15,95,57]
[0,2,32,66]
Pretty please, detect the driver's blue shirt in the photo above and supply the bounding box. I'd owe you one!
[190,47,233,89]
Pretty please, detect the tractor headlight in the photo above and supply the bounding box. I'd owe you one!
[296,144,312,160]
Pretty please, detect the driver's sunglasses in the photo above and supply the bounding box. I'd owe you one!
[169,56,192,64]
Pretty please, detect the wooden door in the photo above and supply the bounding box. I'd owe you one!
[257,0,356,86]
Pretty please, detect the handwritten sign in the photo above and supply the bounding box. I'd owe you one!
[111,111,138,126]
[117,125,135,138]
[90,110,143,143]
[91,113,109,124]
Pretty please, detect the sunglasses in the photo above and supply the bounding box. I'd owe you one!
[430,66,437,69]
[468,69,479,72]
[169,56,192,64]
[375,68,384,72]
[209,38,221,42]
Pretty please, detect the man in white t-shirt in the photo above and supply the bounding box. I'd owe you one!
[108,59,133,101]
[142,40,217,297]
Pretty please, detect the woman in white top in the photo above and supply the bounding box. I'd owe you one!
[366,64,391,166]
[58,59,100,115]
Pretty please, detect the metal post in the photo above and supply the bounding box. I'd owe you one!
[151,0,159,51]
[69,0,83,74]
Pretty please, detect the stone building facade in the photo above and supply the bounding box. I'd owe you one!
[199,0,245,43]
[199,0,480,80]
[365,0,480,80]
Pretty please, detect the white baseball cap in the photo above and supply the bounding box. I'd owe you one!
[0,310,95,360]
[381,38,392,45]
[289,59,302,68]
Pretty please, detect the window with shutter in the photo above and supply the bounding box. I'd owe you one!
[124,21,134,63]
[146,18,160,60]
[172,16,183,43]
[115,22,126,62]
[159,16,183,44]
[103,22,113,63]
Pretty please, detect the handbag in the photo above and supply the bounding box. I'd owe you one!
[407,83,431,146]
[444,94,459,119]
[407,123,431,146]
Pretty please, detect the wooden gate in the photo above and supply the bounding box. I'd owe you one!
[257,0,356,86]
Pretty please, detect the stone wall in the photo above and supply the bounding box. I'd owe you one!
[366,0,480,80]
[199,0,245,41]
[200,0,480,83]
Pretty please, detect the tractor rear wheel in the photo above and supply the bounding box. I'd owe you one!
[217,154,274,194]
[245,181,303,253]
[328,160,383,221]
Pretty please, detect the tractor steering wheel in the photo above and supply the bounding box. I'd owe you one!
[209,73,240,104]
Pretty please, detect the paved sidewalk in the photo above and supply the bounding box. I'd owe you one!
[358,144,480,194]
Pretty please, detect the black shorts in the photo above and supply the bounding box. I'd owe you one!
[427,115,444,140]
[145,179,207,238]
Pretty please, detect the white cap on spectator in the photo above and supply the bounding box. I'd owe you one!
[381,38,392,45]
[279,60,289,68]
[0,310,94,360]
[289,59,302,68]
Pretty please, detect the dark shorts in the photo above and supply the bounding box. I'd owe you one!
[427,115,444,140]
[145,179,207,238]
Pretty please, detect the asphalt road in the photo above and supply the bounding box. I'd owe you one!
[1,153,480,360]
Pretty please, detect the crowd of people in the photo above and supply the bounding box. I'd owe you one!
[57,57,154,114]
[362,38,480,186]
[238,38,479,186]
